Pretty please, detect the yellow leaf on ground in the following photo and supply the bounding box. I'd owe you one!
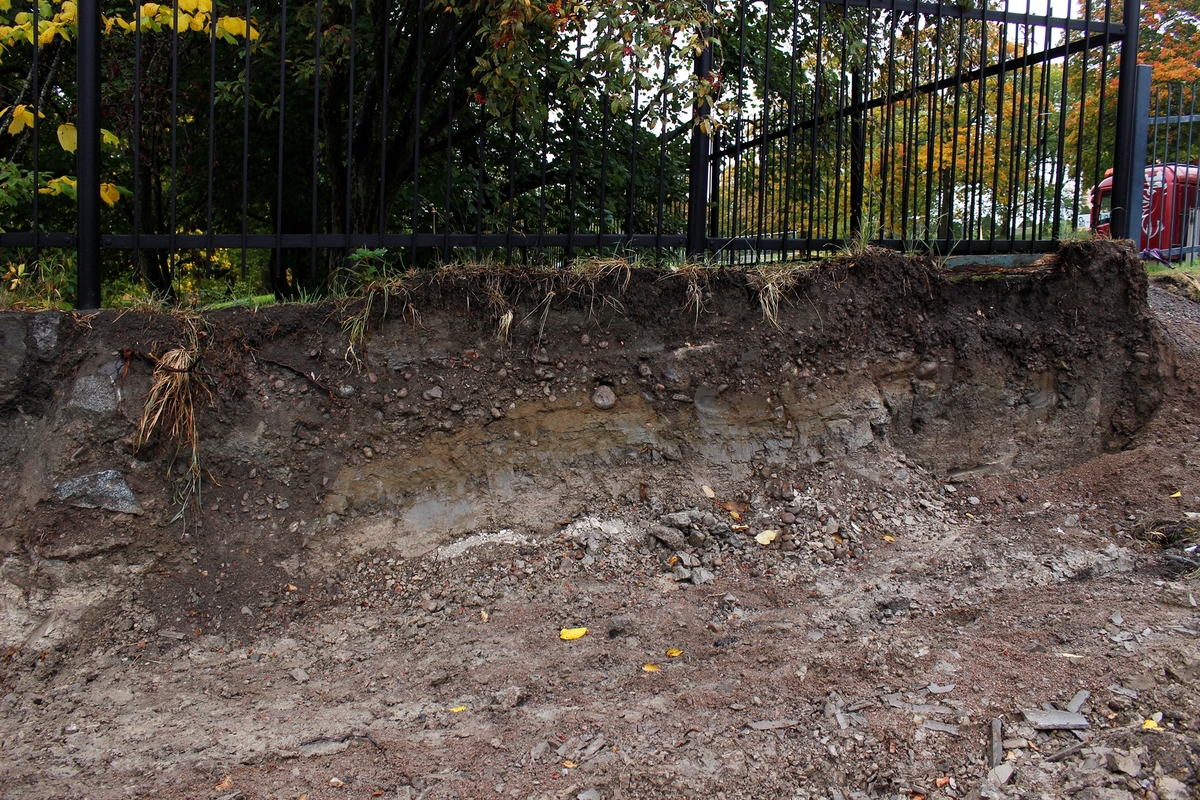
[480,609,490,622]
[214,776,233,790]
[642,663,660,672]
[755,529,779,546]
[882,535,895,542]
[563,761,578,769]
[450,705,466,712]
[701,484,715,499]
[1142,718,1163,730]
[56,122,76,152]
[729,510,741,521]
[559,627,587,640]
[666,648,683,658]
[1171,491,1182,498]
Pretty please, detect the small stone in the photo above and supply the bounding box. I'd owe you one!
[337,384,355,398]
[290,667,310,683]
[579,334,591,346]
[986,763,1014,786]
[1133,351,1151,363]
[55,471,143,515]
[362,447,374,459]
[241,606,252,616]
[824,519,839,535]
[1106,751,1141,777]
[329,777,345,787]
[493,686,524,710]
[578,790,601,800]
[1156,776,1190,800]
[780,512,796,524]
[422,386,443,400]
[490,407,503,419]
[968,496,981,505]
[649,525,686,550]
[273,379,285,390]
[691,567,715,585]
[673,566,693,582]
[397,386,409,398]
[676,551,700,568]
[591,385,617,410]
[638,363,653,377]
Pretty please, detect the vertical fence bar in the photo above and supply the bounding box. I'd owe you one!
[686,6,712,259]
[311,0,322,277]
[1109,0,1141,240]
[240,0,252,279]
[76,0,102,309]
[30,0,38,267]
[849,70,864,239]
[1121,64,1152,242]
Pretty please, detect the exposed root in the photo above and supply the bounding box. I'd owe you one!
[135,321,213,523]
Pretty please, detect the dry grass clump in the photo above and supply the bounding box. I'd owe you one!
[748,262,814,329]
[135,322,213,521]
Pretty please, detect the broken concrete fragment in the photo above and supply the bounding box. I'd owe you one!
[747,719,798,730]
[922,720,959,735]
[1105,751,1141,777]
[55,470,143,514]
[1021,709,1089,730]
[985,763,1014,786]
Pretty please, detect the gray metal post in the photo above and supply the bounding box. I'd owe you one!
[686,14,713,259]
[76,0,102,309]
[1108,0,1141,242]
[1124,64,1153,242]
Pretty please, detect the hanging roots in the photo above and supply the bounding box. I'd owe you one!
[135,330,212,520]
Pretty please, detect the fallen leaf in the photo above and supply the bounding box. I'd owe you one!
[722,500,749,514]
[560,627,588,640]
[374,792,384,797]
[214,776,233,791]
[729,510,741,521]
[666,648,683,658]
[755,529,779,546]
[911,794,926,800]
[1142,718,1163,730]
[936,777,950,788]
[286,583,297,591]
[450,705,466,712]
[563,760,578,769]
[882,535,896,542]
[731,524,749,532]
[1171,491,1183,498]
[702,484,716,499]
[480,609,490,622]
[643,663,661,672]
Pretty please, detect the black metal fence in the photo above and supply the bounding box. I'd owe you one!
[0,0,1144,306]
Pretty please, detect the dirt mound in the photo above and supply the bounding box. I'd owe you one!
[2,240,1197,800]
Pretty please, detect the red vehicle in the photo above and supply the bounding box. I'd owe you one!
[1091,164,1200,258]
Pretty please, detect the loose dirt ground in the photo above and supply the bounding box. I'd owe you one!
[2,247,1199,800]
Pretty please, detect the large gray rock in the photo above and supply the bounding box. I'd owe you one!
[55,471,143,514]
[69,375,119,415]
[0,315,27,407]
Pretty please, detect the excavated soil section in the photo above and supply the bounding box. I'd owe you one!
[0,240,1198,800]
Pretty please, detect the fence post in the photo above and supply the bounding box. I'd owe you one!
[686,9,713,259]
[76,0,102,309]
[849,69,864,241]
[1109,0,1142,244]
[1122,64,1153,242]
